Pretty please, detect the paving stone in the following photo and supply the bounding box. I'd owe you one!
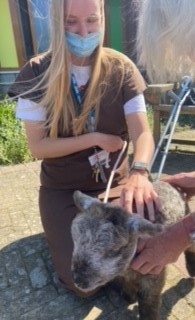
[2,285,58,319]
[24,253,51,289]
[18,234,48,257]
[3,249,29,286]
[20,294,113,320]
[0,213,12,228]
[0,252,8,289]
[0,157,195,320]
[166,265,184,282]
[171,297,195,319]
[185,283,195,307]
[0,283,32,302]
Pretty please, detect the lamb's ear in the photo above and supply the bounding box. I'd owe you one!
[127,215,164,237]
[73,190,101,211]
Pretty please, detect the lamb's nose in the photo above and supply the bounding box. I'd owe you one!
[71,257,91,289]
[72,271,89,289]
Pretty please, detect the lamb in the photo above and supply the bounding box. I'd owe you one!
[71,181,195,320]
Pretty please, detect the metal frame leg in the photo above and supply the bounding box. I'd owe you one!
[150,76,192,180]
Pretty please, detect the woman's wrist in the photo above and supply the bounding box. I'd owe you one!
[129,168,149,178]
[129,162,152,180]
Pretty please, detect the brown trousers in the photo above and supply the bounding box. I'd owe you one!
[39,186,119,297]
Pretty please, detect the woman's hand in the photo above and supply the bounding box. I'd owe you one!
[162,172,195,198]
[94,132,124,153]
[131,220,190,275]
[120,171,160,221]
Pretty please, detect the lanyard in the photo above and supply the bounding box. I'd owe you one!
[71,73,82,105]
[71,73,110,183]
[71,73,95,132]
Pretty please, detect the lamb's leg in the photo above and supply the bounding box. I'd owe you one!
[138,272,165,320]
[120,277,138,304]
[138,294,161,320]
[184,247,195,277]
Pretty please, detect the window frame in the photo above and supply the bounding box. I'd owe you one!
[8,0,27,69]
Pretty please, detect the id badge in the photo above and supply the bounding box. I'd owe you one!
[88,150,110,168]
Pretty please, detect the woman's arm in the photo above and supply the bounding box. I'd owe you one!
[120,112,159,220]
[24,121,124,159]
[127,112,154,164]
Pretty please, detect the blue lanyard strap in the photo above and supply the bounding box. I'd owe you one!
[88,110,95,132]
[71,73,82,105]
[71,73,96,132]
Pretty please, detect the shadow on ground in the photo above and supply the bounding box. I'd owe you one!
[161,278,195,320]
[152,150,195,176]
[1,233,194,320]
[0,233,135,320]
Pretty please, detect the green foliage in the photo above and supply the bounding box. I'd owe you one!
[176,114,195,128]
[146,104,195,131]
[146,105,154,129]
[0,98,33,165]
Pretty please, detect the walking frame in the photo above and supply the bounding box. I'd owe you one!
[150,76,193,181]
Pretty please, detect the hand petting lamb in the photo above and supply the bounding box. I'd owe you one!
[71,181,194,320]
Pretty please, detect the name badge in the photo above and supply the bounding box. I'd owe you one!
[88,150,110,168]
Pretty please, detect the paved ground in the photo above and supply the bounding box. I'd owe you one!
[1,146,195,320]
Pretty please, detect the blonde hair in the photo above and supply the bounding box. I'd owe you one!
[42,0,104,137]
[13,0,132,137]
[136,0,195,83]
[26,0,126,138]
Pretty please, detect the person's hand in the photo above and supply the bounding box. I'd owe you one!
[131,221,190,275]
[120,171,160,221]
[94,132,124,153]
[162,172,195,198]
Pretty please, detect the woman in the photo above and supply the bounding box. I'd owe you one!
[8,0,156,296]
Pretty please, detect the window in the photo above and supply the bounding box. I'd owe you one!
[8,0,50,68]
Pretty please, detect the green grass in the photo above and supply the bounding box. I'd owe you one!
[146,103,195,131]
[0,98,33,165]
[147,105,154,129]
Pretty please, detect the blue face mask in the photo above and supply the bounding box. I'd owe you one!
[66,31,101,58]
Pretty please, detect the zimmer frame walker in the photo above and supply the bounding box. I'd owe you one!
[150,76,193,181]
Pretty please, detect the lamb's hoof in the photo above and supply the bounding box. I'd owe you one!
[185,250,195,277]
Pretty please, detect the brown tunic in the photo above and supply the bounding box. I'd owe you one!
[8,50,146,296]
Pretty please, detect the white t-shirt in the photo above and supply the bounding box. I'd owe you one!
[16,65,146,121]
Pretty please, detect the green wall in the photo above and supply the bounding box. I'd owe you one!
[0,0,19,68]
[107,0,123,52]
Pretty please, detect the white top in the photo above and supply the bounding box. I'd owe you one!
[16,65,146,121]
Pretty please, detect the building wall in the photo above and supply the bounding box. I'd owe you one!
[0,0,19,69]
[106,0,124,53]
[122,0,143,63]
[106,0,143,62]
[0,0,141,97]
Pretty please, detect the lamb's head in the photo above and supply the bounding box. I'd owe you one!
[71,191,163,292]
